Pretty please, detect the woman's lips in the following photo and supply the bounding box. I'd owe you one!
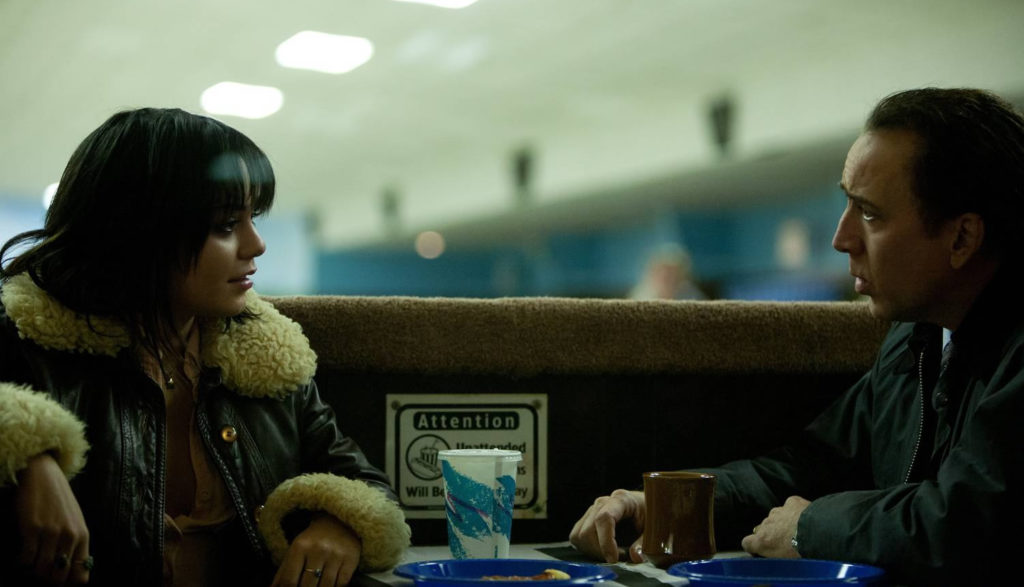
[229,276,254,289]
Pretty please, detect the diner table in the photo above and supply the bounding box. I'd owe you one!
[355,542,751,587]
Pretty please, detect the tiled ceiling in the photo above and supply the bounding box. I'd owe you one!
[2,0,1023,249]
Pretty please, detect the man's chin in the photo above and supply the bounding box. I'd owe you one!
[866,298,890,321]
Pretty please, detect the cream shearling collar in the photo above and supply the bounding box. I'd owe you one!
[1,273,317,399]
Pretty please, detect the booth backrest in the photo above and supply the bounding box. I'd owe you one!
[267,296,889,545]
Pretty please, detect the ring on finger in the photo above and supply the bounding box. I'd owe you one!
[304,567,323,578]
[76,556,95,571]
[54,553,70,569]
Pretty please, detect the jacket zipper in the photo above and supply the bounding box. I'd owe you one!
[151,387,168,575]
[905,349,926,483]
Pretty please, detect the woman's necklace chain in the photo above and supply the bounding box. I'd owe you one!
[158,350,181,390]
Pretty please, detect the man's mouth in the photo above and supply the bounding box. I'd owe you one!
[853,275,867,294]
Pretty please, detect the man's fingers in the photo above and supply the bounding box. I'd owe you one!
[741,533,756,554]
[569,502,605,554]
[593,507,622,563]
[568,510,587,544]
[629,538,644,563]
[570,491,644,563]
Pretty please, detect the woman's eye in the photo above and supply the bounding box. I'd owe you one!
[215,218,239,233]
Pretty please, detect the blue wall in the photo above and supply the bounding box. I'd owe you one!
[316,183,852,300]
[3,183,852,300]
[0,197,315,295]
[0,197,45,257]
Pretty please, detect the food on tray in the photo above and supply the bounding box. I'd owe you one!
[481,569,571,581]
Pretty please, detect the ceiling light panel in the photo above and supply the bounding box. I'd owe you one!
[276,31,374,74]
[200,82,284,119]
[393,0,480,8]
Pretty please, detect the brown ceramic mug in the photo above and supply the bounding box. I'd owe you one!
[641,471,716,568]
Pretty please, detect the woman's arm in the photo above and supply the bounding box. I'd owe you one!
[257,380,410,576]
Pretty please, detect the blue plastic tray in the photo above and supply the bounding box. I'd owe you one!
[668,558,887,586]
[394,559,617,586]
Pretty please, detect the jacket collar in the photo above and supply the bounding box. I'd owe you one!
[0,273,317,399]
[896,267,1023,378]
[947,267,1023,377]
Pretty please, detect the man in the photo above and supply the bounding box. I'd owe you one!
[569,88,1024,586]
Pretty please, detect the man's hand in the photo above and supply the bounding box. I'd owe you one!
[568,489,646,564]
[740,495,810,558]
[271,512,362,587]
[16,452,92,586]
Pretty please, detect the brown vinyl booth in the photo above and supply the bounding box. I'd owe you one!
[267,296,889,546]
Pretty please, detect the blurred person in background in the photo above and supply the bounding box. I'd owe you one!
[0,108,409,586]
[629,243,707,300]
[570,87,1024,586]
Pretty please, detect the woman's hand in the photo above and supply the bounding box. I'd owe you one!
[271,512,362,587]
[16,452,91,586]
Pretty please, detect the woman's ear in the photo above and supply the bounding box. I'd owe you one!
[949,213,985,269]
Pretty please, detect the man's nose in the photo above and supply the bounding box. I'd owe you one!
[832,209,858,254]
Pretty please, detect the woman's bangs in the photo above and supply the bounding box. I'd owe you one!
[245,149,276,215]
[206,149,274,214]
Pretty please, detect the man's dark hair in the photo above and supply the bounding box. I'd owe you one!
[865,88,1024,260]
[0,107,275,356]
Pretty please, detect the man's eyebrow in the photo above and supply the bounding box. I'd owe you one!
[838,182,874,207]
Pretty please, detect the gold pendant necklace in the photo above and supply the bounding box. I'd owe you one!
[158,351,177,390]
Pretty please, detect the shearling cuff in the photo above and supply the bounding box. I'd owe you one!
[259,473,411,570]
[0,383,90,487]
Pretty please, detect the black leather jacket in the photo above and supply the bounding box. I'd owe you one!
[700,270,1024,586]
[0,274,410,585]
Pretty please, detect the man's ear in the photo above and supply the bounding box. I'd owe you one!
[949,213,984,269]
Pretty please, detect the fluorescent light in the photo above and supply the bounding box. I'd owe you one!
[42,183,58,209]
[200,82,283,119]
[276,31,373,74]
[393,0,480,8]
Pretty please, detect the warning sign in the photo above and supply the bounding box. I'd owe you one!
[386,394,547,520]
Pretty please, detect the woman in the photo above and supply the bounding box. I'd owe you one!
[0,108,410,586]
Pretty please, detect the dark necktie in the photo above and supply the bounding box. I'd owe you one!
[939,339,954,377]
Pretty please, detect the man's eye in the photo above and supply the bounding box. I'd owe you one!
[854,203,876,221]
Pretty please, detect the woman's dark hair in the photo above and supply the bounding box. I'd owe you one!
[0,107,275,355]
[865,88,1024,259]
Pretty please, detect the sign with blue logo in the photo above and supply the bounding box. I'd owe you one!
[386,393,547,519]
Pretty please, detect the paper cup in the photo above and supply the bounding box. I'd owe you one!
[438,449,522,559]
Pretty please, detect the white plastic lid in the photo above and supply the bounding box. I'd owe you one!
[437,448,522,461]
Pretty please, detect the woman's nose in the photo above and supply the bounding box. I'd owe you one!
[243,224,266,259]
